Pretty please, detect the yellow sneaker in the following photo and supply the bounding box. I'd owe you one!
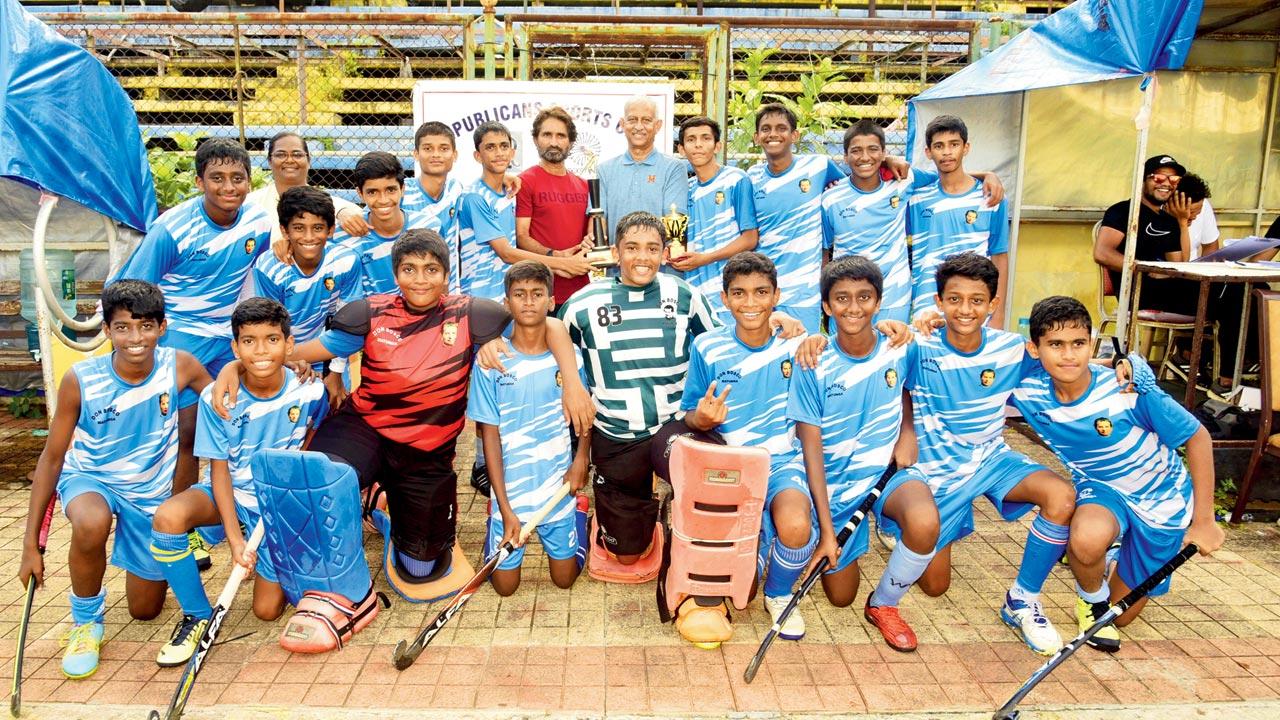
[156,614,208,668]
[1077,596,1121,653]
[60,622,104,679]
[188,531,212,572]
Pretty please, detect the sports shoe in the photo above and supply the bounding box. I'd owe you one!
[60,621,104,679]
[188,531,212,572]
[1000,592,1063,656]
[864,598,917,652]
[764,594,805,641]
[156,614,209,668]
[469,463,491,496]
[874,516,898,552]
[1077,596,1121,653]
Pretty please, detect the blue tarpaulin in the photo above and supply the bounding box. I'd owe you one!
[0,0,157,232]
[907,0,1203,150]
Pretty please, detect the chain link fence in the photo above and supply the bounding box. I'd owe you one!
[38,11,981,202]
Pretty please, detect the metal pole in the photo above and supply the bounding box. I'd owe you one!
[1115,74,1157,345]
[463,19,477,81]
[296,33,307,125]
[1253,59,1279,235]
[482,0,497,81]
[1004,91,1030,330]
[233,20,246,146]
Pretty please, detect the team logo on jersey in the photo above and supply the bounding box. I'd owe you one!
[449,207,456,218]
[825,381,847,399]
[497,372,517,386]
[979,368,996,387]
[244,238,256,255]
[1094,417,1113,437]
[714,191,725,205]
[839,205,859,219]
[885,368,898,388]
[442,321,458,346]
[780,359,793,379]
[288,405,301,423]
[965,210,978,225]
[555,370,563,387]
[647,174,657,184]
[889,195,900,209]
[323,276,336,292]
[158,392,171,416]
[91,405,121,425]
[798,179,812,193]
[661,299,677,320]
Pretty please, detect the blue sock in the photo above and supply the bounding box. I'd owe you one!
[1013,514,1070,597]
[1076,581,1109,604]
[69,588,106,626]
[151,530,212,619]
[763,526,817,599]
[397,550,437,578]
[870,542,936,608]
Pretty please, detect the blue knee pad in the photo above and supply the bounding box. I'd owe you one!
[250,449,370,606]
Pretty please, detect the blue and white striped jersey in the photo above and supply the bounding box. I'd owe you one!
[686,166,758,323]
[60,347,182,512]
[467,348,586,524]
[1011,358,1200,530]
[787,336,913,508]
[331,209,433,297]
[194,369,328,513]
[906,328,1035,492]
[403,177,463,291]
[907,179,1008,319]
[112,196,272,338]
[747,155,844,331]
[250,244,362,347]
[458,178,515,302]
[681,328,802,463]
[821,169,937,324]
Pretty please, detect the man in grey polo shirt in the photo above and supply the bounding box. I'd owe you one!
[598,96,688,239]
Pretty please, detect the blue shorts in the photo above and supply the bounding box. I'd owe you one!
[891,447,1044,550]
[1076,482,1184,598]
[821,471,913,574]
[485,513,578,572]
[57,473,164,581]
[191,484,278,583]
[161,329,234,408]
[766,455,810,507]
[775,302,822,336]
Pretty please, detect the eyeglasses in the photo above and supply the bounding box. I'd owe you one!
[271,151,308,161]
[1147,173,1180,185]
[623,117,656,127]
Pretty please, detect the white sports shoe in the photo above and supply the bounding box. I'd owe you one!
[765,594,806,641]
[1000,591,1063,656]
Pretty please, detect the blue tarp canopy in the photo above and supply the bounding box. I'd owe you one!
[0,0,157,232]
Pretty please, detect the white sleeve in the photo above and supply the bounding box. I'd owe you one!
[1190,198,1219,251]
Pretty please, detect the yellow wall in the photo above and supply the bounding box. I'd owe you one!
[1010,222,1100,326]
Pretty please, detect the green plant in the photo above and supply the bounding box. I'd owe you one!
[726,49,848,168]
[1214,475,1238,521]
[8,389,43,420]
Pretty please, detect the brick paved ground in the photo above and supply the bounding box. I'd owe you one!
[3,413,1280,718]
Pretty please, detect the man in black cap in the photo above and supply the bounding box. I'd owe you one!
[1093,154,1198,315]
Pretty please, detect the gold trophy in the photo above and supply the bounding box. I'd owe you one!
[581,155,616,279]
[663,203,689,259]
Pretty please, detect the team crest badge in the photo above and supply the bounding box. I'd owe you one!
[555,370,563,387]
[1094,417,1113,437]
[647,174,657,184]
[661,299,677,320]
[323,276,335,292]
[244,238,256,255]
[288,405,301,423]
[885,368,898,388]
[449,207,456,218]
[798,179,812,193]
[714,191,725,205]
[442,321,459,346]
[979,368,996,387]
[158,392,171,416]
[965,209,978,224]
[889,195,900,209]
[780,359,793,379]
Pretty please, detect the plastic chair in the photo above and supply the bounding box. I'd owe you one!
[1231,289,1280,523]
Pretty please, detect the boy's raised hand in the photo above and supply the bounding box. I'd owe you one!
[476,337,514,374]
[769,311,806,339]
[911,310,944,336]
[876,319,914,348]
[691,381,731,430]
[794,334,828,370]
[211,362,243,420]
[336,208,370,237]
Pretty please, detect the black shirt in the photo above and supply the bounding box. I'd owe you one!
[1101,199,1182,292]
[1266,215,1279,239]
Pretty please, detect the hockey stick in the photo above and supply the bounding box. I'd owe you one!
[392,482,573,671]
[992,543,1198,720]
[744,464,896,684]
[11,497,56,718]
[147,520,265,720]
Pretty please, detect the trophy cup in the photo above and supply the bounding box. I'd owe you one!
[662,203,689,259]
[581,157,616,279]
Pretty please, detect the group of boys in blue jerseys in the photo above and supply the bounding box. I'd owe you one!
[18,103,1223,684]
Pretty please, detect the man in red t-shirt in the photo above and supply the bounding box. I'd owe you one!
[516,106,594,306]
